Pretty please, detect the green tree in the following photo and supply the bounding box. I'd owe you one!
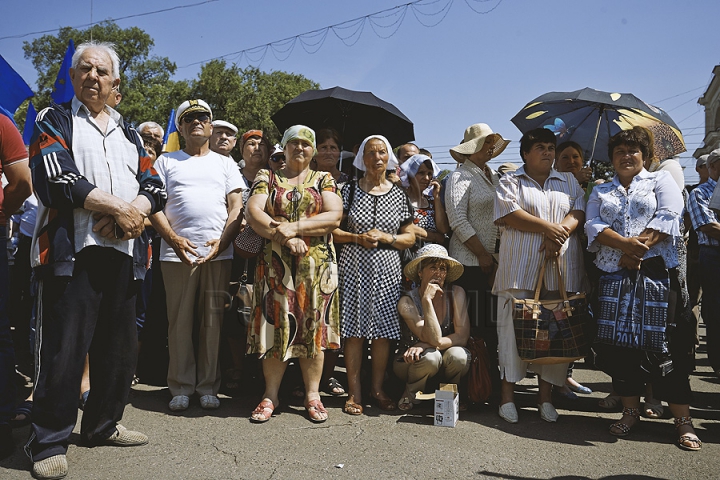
[22,20,189,127]
[191,60,319,146]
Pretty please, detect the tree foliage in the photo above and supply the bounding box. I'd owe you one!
[18,22,318,148]
[191,60,319,145]
[22,21,189,126]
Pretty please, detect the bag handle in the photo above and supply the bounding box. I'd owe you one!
[533,259,548,302]
[532,257,572,313]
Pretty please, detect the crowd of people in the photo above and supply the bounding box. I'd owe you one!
[1,40,719,479]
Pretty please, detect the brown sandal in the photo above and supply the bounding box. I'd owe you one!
[344,395,363,415]
[675,416,702,451]
[371,393,396,411]
[609,407,641,437]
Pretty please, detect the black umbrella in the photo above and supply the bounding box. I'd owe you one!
[511,87,686,164]
[271,86,414,149]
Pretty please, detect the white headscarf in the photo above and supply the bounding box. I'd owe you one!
[352,135,398,172]
[399,154,440,188]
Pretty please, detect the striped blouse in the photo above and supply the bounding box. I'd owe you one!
[492,166,586,293]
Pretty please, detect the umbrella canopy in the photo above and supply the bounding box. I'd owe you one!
[271,86,414,149]
[511,87,685,164]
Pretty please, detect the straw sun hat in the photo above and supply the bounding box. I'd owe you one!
[403,244,464,283]
[449,123,510,163]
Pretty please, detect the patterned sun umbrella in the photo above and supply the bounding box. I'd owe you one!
[511,87,685,164]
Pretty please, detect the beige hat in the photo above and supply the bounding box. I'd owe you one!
[497,162,519,175]
[449,123,510,163]
[403,244,464,283]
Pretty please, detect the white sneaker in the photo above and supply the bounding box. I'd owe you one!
[538,402,559,422]
[169,395,190,411]
[199,395,220,410]
[498,402,518,423]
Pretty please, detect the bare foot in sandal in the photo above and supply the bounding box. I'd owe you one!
[398,388,416,412]
[306,397,328,423]
[322,377,345,396]
[344,395,363,415]
[675,416,702,451]
[250,398,277,423]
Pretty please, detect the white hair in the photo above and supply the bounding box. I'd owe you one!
[138,121,164,138]
[72,41,121,80]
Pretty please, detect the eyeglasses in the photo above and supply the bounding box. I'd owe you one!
[182,113,210,124]
[270,155,285,162]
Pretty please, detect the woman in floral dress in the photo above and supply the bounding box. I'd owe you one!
[245,125,343,423]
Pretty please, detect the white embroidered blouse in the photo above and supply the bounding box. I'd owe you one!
[585,169,683,273]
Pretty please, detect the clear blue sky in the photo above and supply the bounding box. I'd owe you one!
[2,0,719,183]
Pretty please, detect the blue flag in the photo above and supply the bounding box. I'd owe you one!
[23,101,37,145]
[52,39,75,104]
[0,54,34,114]
[0,104,18,126]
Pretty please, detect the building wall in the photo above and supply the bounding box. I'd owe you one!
[695,65,720,157]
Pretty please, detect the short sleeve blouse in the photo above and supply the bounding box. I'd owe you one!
[585,169,683,272]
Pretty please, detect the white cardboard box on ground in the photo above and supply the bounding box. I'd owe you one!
[433,384,459,427]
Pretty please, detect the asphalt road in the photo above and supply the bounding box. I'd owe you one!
[2,343,719,479]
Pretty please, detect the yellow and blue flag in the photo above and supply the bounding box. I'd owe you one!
[163,109,180,152]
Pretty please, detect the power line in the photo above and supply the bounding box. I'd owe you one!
[0,0,218,41]
[676,109,703,125]
[651,85,706,105]
[178,0,504,68]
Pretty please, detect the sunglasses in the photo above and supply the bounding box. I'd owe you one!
[182,113,210,124]
[270,155,285,162]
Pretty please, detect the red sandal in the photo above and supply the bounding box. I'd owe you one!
[306,399,328,423]
[250,399,276,423]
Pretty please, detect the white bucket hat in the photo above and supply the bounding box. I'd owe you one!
[449,123,510,163]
